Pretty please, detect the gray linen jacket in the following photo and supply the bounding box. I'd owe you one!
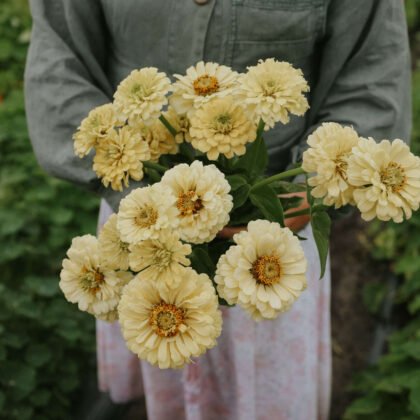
[24,0,411,211]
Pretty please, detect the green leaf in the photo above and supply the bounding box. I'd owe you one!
[29,389,51,407]
[344,393,382,416]
[310,211,331,279]
[362,283,387,315]
[234,135,268,179]
[24,275,60,297]
[273,181,307,194]
[189,247,216,277]
[145,167,162,184]
[226,174,248,191]
[249,185,284,226]
[409,378,420,415]
[232,184,251,211]
[25,344,52,367]
[0,362,36,400]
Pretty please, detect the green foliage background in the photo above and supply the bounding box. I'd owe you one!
[1,1,420,419]
[0,1,99,419]
[343,1,420,418]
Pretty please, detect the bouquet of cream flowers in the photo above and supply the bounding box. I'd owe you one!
[60,59,420,369]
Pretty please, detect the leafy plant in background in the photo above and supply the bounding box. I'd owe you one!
[0,1,99,419]
[344,3,420,417]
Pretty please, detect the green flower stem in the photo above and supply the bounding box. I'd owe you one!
[143,160,167,173]
[159,114,178,137]
[284,208,311,219]
[250,167,306,191]
[256,118,265,141]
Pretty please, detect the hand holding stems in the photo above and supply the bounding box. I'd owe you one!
[218,191,310,239]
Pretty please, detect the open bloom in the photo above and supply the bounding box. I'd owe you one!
[169,61,239,115]
[73,103,123,157]
[129,230,192,288]
[215,220,307,320]
[347,138,420,222]
[98,214,130,271]
[114,67,171,125]
[129,117,178,162]
[302,123,361,208]
[60,235,132,322]
[160,161,233,244]
[189,98,257,160]
[117,184,179,244]
[237,58,309,129]
[118,268,222,369]
[93,126,151,191]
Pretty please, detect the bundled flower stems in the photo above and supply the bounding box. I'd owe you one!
[60,59,420,369]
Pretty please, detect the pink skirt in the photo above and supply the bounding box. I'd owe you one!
[97,200,331,420]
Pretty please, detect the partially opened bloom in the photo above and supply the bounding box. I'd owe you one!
[60,235,132,322]
[98,214,130,271]
[215,220,307,320]
[118,268,222,369]
[117,184,179,243]
[93,126,151,191]
[129,230,192,287]
[302,123,361,208]
[73,103,123,157]
[347,138,420,222]
[189,98,256,160]
[164,107,191,144]
[169,61,238,115]
[114,67,171,125]
[237,58,309,129]
[129,118,178,162]
[160,161,233,244]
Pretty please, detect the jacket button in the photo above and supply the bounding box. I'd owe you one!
[194,0,209,4]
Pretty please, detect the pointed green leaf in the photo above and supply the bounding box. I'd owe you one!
[310,211,331,279]
[249,185,284,226]
[234,136,268,178]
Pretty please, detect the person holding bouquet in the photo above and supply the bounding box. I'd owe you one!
[25,1,411,419]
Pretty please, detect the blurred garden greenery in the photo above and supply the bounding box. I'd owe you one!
[0,1,98,419]
[1,1,420,419]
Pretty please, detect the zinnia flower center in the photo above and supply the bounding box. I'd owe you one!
[261,78,279,96]
[153,247,173,267]
[135,206,158,228]
[177,190,203,216]
[80,267,105,294]
[214,113,233,134]
[193,75,219,96]
[251,255,282,285]
[149,302,185,338]
[334,155,348,179]
[130,83,151,100]
[380,162,406,192]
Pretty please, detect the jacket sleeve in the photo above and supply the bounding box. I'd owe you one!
[295,0,411,160]
[24,0,130,210]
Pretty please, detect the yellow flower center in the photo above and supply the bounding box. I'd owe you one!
[193,75,219,96]
[80,267,105,294]
[261,78,278,96]
[130,83,151,100]
[333,155,348,179]
[149,302,185,338]
[135,206,158,228]
[177,190,203,216]
[251,255,282,285]
[380,162,406,192]
[153,246,173,268]
[214,113,233,134]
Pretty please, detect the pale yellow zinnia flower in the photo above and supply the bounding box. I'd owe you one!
[73,103,123,157]
[93,126,151,191]
[215,220,307,320]
[347,138,420,222]
[302,123,361,208]
[163,107,191,144]
[118,267,222,369]
[117,183,179,244]
[169,61,239,115]
[237,58,309,129]
[98,214,130,271]
[160,161,233,244]
[189,98,257,160]
[60,235,133,322]
[114,67,171,125]
[129,230,191,288]
[128,117,178,162]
